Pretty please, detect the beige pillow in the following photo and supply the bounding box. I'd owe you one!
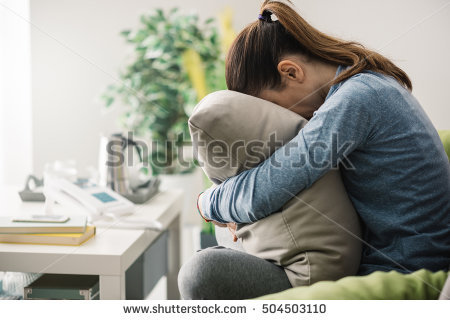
[189,90,362,287]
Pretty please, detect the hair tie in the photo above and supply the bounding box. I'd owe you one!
[258,10,278,22]
[258,14,272,22]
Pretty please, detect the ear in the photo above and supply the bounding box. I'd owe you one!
[277,59,305,83]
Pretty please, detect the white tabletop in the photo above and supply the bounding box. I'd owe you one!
[0,186,183,276]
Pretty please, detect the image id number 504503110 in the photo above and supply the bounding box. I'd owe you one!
[262,303,326,314]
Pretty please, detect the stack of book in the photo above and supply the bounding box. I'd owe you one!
[0,215,95,246]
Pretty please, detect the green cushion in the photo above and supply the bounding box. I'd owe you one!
[438,130,450,160]
[254,269,449,300]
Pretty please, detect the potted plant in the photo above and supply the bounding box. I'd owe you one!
[102,8,226,175]
[102,8,234,256]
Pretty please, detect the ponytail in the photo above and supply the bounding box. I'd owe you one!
[226,0,412,96]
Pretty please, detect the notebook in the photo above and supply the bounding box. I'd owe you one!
[0,215,87,234]
[0,225,95,246]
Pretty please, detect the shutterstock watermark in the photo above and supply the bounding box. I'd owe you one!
[104,131,356,171]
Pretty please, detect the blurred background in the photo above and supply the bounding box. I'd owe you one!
[1,0,449,183]
[1,0,449,299]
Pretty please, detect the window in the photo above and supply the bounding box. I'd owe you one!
[0,0,32,185]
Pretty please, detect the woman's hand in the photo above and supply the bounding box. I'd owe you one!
[212,221,238,242]
[227,222,238,242]
[198,192,238,242]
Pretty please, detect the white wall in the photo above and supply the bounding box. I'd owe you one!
[0,0,32,185]
[294,0,450,130]
[29,0,260,176]
[29,0,450,175]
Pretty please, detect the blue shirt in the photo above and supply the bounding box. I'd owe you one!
[201,66,450,275]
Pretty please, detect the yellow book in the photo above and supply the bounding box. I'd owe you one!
[0,225,95,246]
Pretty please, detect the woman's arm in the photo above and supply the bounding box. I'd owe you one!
[201,78,376,223]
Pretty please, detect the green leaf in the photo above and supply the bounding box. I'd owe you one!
[101,7,229,173]
[103,95,115,107]
[120,30,131,37]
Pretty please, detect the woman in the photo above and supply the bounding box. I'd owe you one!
[178,0,450,299]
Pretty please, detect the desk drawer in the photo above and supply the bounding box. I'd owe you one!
[24,274,99,300]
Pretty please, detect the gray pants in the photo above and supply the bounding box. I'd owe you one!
[177,228,292,299]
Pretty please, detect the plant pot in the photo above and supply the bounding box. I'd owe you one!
[200,231,218,249]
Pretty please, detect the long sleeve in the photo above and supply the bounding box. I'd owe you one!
[201,77,376,223]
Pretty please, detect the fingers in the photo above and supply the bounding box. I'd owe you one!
[211,220,227,228]
[227,223,238,242]
[227,222,237,231]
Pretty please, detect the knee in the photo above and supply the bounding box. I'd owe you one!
[177,247,225,300]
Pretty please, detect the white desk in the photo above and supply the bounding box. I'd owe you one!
[0,187,183,300]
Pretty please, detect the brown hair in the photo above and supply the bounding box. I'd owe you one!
[225,0,412,96]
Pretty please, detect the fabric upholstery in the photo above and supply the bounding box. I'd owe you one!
[255,269,449,300]
[189,90,362,286]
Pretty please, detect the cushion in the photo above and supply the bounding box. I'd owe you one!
[438,130,450,160]
[189,90,362,287]
[439,271,450,299]
[254,269,449,300]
